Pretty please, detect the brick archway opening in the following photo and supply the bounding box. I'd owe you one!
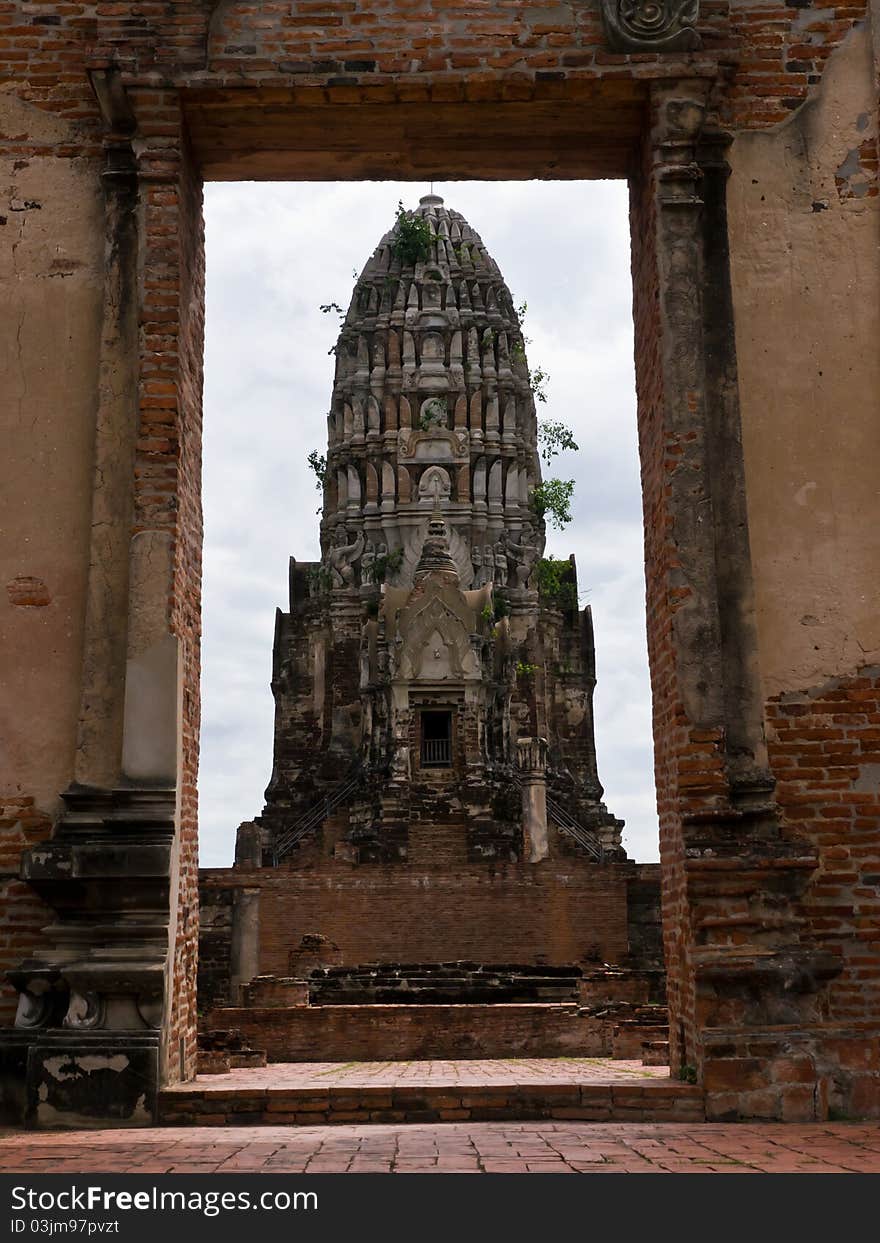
[6,42,875,1127]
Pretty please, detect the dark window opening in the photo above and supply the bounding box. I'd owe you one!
[421,711,452,767]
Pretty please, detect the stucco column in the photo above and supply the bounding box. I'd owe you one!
[230,889,261,1004]
[517,736,549,863]
[647,79,775,804]
[74,73,140,789]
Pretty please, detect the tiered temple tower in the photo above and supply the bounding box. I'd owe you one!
[245,194,623,870]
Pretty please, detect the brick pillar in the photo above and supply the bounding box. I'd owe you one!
[633,78,840,1119]
[0,80,203,1127]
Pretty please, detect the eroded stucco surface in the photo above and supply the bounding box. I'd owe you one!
[729,26,880,696]
[0,93,103,809]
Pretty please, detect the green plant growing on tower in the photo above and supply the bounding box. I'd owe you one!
[537,420,579,463]
[365,547,404,585]
[529,479,575,531]
[419,397,447,431]
[307,564,332,595]
[515,660,539,679]
[392,201,432,265]
[307,449,327,490]
[535,556,578,610]
[529,366,550,404]
[511,300,550,403]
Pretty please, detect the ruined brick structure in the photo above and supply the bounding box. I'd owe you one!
[256,194,622,868]
[2,1,879,1127]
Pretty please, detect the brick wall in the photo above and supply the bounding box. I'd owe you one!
[768,666,880,1030]
[0,799,53,1026]
[166,132,206,1084]
[201,860,633,978]
[2,4,872,132]
[206,1002,609,1063]
[197,886,234,1013]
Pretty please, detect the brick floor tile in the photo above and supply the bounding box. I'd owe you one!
[3,1120,880,1173]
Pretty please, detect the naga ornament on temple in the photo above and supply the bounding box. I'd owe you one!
[600,0,702,53]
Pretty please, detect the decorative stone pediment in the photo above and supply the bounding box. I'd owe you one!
[418,465,452,503]
[398,426,469,463]
[394,595,479,681]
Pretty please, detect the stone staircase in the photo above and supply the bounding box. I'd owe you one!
[159,1074,705,1127]
[196,1027,268,1075]
[576,972,670,1065]
[197,962,671,1070]
[306,961,583,1005]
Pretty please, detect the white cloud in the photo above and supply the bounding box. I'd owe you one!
[200,180,659,866]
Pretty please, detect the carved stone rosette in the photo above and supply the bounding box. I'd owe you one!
[601,0,702,53]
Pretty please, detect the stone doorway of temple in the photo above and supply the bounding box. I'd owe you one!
[194,181,669,1113]
[10,33,871,1129]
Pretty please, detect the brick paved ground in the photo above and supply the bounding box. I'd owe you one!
[2,1122,879,1173]
[165,1058,668,1092]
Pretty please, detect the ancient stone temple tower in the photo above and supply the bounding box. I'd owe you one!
[249,194,624,870]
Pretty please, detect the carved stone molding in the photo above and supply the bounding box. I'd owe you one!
[10,972,68,1031]
[517,736,549,777]
[136,992,165,1031]
[601,0,702,53]
[64,990,106,1031]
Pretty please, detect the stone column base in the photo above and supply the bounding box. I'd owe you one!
[0,1030,160,1129]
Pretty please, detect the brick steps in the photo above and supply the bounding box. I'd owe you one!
[159,1079,705,1127]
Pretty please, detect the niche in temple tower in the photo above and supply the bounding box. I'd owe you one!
[248,194,623,868]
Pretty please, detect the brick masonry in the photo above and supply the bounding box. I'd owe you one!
[768,667,880,1033]
[159,1075,705,1127]
[0,798,54,1025]
[198,859,661,1011]
[3,3,874,134]
[205,1003,613,1063]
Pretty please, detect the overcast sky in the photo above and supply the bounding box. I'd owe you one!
[199,180,659,866]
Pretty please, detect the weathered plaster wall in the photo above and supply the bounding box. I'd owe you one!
[1,96,103,809]
[0,96,104,1020]
[729,25,880,697]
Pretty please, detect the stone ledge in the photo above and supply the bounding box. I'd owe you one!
[158,1078,704,1127]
